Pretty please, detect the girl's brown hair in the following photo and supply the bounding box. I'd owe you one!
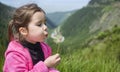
[8,3,45,42]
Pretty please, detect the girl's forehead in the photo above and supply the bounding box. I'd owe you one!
[29,12,46,24]
[31,12,45,21]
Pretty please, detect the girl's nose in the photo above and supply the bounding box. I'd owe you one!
[42,24,48,31]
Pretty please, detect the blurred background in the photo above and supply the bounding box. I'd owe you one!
[0,0,120,72]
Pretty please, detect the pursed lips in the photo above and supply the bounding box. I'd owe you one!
[44,31,48,38]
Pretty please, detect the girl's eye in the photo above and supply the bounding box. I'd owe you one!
[44,23,47,25]
[37,24,42,27]
[37,23,46,27]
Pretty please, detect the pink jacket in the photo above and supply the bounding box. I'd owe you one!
[3,40,59,72]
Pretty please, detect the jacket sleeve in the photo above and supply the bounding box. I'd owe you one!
[3,52,49,72]
[49,68,59,72]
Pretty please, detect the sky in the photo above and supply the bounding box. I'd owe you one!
[0,0,91,13]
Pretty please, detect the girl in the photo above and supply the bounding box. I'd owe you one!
[3,3,60,72]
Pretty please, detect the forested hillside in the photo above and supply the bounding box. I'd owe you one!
[58,0,120,51]
[0,2,14,45]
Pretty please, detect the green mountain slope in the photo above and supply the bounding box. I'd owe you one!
[58,0,120,50]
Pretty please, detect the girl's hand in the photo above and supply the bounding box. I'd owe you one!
[44,53,61,68]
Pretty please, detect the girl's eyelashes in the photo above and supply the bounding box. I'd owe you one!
[37,22,47,27]
[44,23,47,25]
[37,19,47,27]
[37,23,42,26]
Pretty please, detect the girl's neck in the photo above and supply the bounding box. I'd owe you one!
[25,39,37,44]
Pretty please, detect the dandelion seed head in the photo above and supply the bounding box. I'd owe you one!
[51,27,65,44]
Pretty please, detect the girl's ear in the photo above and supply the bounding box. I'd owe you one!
[19,27,28,36]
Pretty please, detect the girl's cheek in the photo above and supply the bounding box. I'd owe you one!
[40,28,44,33]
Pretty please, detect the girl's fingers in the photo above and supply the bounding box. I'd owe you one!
[54,53,60,59]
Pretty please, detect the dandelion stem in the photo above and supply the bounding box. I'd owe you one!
[57,43,60,53]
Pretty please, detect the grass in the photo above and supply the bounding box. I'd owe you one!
[56,49,120,72]
[56,41,120,72]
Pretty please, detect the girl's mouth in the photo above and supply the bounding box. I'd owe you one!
[43,31,48,38]
[45,33,48,37]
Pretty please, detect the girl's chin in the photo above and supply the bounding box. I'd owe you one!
[39,39,46,42]
[37,36,47,42]
[43,35,48,39]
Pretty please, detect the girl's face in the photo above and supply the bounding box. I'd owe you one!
[25,12,48,44]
